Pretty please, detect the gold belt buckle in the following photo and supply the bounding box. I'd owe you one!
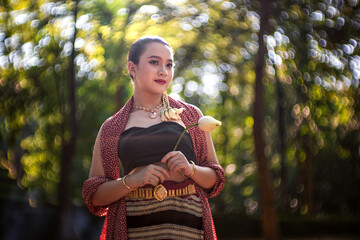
[153,184,167,201]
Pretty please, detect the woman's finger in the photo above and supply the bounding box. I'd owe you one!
[153,169,165,183]
[171,161,186,173]
[167,153,187,172]
[153,165,170,178]
[168,158,182,172]
[148,177,158,186]
[161,151,180,164]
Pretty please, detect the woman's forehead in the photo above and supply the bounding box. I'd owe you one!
[141,42,173,60]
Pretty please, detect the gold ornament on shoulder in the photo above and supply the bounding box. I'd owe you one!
[160,93,185,122]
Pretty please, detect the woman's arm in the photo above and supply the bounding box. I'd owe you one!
[162,106,220,189]
[89,130,132,206]
[89,128,170,206]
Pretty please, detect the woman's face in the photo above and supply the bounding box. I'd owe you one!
[129,42,174,96]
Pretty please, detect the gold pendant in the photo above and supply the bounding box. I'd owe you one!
[153,184,167,201]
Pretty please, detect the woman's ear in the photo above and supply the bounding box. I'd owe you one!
[127,61,136,77]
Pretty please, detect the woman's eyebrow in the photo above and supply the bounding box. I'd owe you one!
[147,55,173,62]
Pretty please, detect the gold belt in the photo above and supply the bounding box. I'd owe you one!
[126,183,196,201]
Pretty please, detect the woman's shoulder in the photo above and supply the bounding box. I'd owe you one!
[169,96,204,123]
[100,96,134,135]
[169,96,202,114]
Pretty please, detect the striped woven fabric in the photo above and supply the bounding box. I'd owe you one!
[126,194,204,240]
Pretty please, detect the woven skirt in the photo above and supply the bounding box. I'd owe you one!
[125,179,204,240]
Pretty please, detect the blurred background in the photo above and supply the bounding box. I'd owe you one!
[0,0,359,239]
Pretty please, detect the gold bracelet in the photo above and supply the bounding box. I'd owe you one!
[122,175,131,190]
[182,160,196,178]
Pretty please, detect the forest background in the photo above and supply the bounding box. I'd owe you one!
[1,0,360,239]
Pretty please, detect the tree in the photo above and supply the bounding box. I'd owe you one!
[58,0,79,231]
[253,0,279,239]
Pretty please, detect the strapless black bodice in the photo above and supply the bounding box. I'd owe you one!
[118,121,197,175]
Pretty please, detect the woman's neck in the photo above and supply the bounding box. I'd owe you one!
[133,92,162,108]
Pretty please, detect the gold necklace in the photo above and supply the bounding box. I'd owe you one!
[133,102,163,119]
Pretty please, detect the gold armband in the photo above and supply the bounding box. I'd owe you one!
[182,160,196,178]
[122,175,131,190]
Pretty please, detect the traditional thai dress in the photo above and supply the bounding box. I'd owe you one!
[82,96,225,240]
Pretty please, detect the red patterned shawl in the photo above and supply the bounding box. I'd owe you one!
[82,96,225,240]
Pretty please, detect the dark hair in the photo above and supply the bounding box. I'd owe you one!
[127,35,172,65]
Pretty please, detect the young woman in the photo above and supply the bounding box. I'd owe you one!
[82,36,225,240]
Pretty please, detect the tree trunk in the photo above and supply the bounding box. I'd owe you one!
[59,0,79,235]
[275,68,288,213]
[299,144,314,216]
[253,0,280,239]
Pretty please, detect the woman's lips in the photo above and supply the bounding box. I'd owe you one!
[154,79,166,85]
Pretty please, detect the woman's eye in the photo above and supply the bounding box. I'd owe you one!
[167,63,173,68]
[149,60,158,65]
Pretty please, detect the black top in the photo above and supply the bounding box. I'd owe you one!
[118,121,197,175]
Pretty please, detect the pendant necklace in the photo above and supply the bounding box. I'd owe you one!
[133,102,163,119]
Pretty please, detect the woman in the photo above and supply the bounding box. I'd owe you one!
[82,36,225,240]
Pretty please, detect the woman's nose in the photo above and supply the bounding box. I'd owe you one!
[159,65,168,77]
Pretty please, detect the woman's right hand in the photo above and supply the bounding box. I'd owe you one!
[128,164,170,187]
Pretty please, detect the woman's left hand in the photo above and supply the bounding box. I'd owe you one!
[161,151,193,177]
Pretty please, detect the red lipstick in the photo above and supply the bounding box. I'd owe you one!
[154,79,166,85]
